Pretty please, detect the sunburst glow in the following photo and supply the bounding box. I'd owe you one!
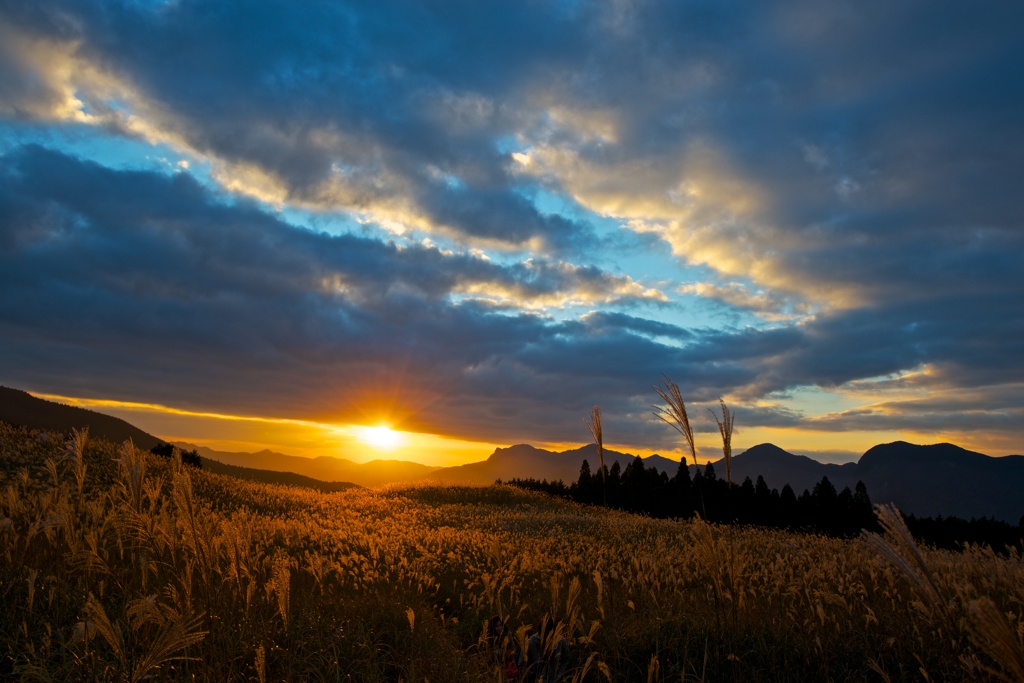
[359,425,402,450]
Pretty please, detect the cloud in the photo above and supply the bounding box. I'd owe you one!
[806,392,1024,436]
[3,143,1021,449]
[1,1,1023,454]
[0,0,602,251]
[677,281,811,321]
[511,2,1024,311]
[4,1,1022,273]
[0,145,673,440]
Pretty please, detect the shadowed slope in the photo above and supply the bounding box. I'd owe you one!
[858,441,1024,522]
[0,386,162,450]
[201,458,361,492]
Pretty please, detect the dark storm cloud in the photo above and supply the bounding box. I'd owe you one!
[805,389,1024,436]
[777,294,1024,392]
[0,145,652,308]
[580,312,692,341]
[1,0,1023,449]
[0,0,600,250]
[0,148,742,445]
[2,143,1019,445]
[0,145,671,437]
[4,0,1022,270]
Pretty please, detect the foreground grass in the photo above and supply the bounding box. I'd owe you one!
[1,422,1022,681]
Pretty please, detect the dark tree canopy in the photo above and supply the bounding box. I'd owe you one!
[507,460,1024,550]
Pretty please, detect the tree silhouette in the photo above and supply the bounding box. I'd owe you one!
[513,450,1018,549]
[151,442,202,468]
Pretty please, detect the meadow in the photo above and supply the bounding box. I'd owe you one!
[1,422,1022,681]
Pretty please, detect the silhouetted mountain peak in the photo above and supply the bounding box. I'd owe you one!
[561,443,599,456]
[731,443,840,470]
[489,444,546,460]
[859,441,990,469]
[735,443,796,461]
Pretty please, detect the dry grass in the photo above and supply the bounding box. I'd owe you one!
[709,399,735,488]
[652,376,697,470]
[864,503,1024,682]
[2,421,1022,681]
[583,405,606,506]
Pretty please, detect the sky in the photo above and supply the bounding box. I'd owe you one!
[1,0,1023,467]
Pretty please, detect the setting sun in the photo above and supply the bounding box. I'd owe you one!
[359,425,402,450]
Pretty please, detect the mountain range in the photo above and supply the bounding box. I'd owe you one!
[177,443,439,488]
[431,441,1024,522]
[199,458,362,492]
[2,386,1021,521]
[723,442,1024,523]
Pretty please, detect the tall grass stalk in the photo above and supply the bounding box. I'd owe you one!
[654,376,707,516]
[862,503,947,619]
[864,503,1024,682]
[652,376,697,469]
[964,597,1024,682]
[584,405,606,506]
[64,427,88,501]
[709,399,735,488]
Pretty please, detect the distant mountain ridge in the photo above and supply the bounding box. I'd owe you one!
[854,441,1024,522]
[722,441,1024,523]
[3,386,1021,521]
[431,441,1024,522]
[178,443,439,488]
[201,458,361,492]
[723,443,858,496]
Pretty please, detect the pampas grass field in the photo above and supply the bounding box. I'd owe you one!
[2,421,1023,681]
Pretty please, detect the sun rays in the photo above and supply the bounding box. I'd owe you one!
[358,425,403,450]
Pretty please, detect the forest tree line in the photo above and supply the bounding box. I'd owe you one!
[505,456,1024,551]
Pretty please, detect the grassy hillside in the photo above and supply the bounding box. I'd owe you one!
[0,386,163,451]
[1,421,1022,681]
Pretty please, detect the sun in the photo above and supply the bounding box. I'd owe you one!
[359,425,402,450]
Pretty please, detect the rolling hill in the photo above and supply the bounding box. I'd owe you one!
[0,386,163,450]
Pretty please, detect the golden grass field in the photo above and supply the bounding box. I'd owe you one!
[1,421,1022,681]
